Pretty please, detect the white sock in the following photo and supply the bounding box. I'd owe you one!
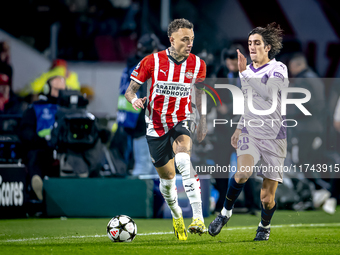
[259,222,270,229]
[175,153,203,220]
[221,207,232,218]
[159,177,182,219]
[191,202,204,222]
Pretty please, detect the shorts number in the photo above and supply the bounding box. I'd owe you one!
[238,136,249,147]
[182,121,190,132]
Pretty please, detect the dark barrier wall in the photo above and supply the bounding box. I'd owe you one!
[44,178,154,218]
[0,164,26,218]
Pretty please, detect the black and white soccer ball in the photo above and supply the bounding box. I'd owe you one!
[107,215,137,242]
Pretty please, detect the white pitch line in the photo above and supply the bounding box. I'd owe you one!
[2,234,107,243]
[139,231,173,236]
[2,223,340,243]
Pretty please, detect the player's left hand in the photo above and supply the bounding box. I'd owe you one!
[196,116,207,143]
[237,49,247,73]
[231,128,241,149]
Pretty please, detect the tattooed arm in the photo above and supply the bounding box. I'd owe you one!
[195,86,207,143]
[125,80,147,110]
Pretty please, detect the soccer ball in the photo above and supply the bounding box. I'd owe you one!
[107,215,137,242]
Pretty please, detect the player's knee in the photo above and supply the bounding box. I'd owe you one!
[174,146,191,155]
[234,175,249,184]
[158,171,176,180]
[234,171,252,182]
[173,135,191,155]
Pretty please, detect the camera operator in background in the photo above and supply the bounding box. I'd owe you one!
[50,88,109,179]
[19,59,80,103]
[19,76,66,201]
[115,33,164,176]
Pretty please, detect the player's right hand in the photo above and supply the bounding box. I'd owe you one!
[237,49,247,73]
[132,97,147,111]
[231,128,241,149]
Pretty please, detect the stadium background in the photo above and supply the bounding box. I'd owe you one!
[1,1,340,253]
[0,0,340,222]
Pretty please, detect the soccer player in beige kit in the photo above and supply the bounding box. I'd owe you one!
[209,23,289,241]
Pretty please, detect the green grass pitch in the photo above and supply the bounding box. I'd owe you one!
[1,208,340,254]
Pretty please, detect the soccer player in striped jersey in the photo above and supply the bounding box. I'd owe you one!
[125,18,207,240]
[209,23,288,241]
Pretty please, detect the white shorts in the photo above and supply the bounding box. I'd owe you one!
[237,133,287,183]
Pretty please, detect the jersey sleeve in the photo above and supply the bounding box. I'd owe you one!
[196,59,206,82]
[269,63,289,89]
[130,55,153,84]
[240,62,289,101]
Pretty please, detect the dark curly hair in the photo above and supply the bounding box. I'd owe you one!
[167,18,194,37]
[248,22,284,60]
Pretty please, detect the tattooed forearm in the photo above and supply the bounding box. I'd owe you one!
[199,115,207,130]
[125,80,142,103]
[169,46,185,62]
[195,87,204,116]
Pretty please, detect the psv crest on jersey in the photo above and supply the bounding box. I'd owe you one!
[185,71,193,79]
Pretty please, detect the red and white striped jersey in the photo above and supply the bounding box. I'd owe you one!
[130,49,206,137]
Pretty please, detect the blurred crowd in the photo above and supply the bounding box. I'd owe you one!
[2,0,144,61]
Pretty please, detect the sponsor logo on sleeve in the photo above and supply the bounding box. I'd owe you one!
[273,72,284,82]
